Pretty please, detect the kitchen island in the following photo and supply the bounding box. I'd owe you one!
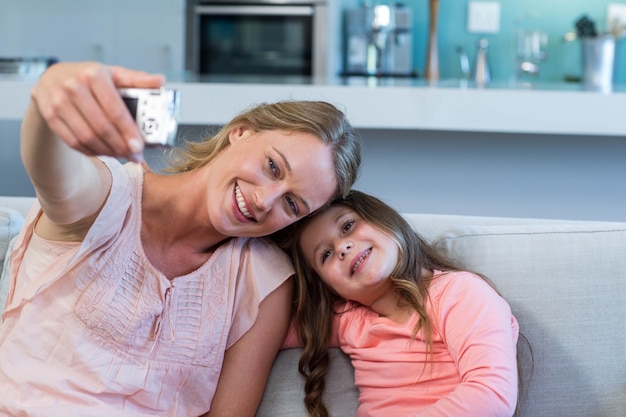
[2,76,626,136]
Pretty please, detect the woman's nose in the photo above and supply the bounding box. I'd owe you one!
[255,183,282,211]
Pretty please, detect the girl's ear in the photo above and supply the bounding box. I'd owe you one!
[228,126,250,144]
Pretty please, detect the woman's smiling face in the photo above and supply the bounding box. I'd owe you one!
[205,128,337,238]
[299,205,399,306]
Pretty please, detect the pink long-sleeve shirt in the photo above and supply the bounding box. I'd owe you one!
[286,270,519,417]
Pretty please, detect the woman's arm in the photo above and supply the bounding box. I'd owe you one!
[204,278,294,417]
[21,62,163,239]
[413,272,519,417]
[281,317,301,349]
[281,310,342,349]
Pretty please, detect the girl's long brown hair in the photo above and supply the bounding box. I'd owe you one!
[275,190,530,417]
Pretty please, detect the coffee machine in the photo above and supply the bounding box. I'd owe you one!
[344,3,414,76]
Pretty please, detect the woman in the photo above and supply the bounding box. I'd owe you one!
[0,62,361,417]
[279,190,520,417]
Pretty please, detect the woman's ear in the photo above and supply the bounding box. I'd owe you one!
[228,126,249,144]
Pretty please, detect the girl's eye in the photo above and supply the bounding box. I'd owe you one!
[321,249,332,264]
[268,158,279,177]
[286,196,299,215]
[342,220,355,234]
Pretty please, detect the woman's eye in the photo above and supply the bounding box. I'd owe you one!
[268,158,279,177]
[286,196,299,215]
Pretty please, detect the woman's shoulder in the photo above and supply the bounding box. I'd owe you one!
[97,157,139,208]
[225,237,295,348]
[226,237,295,283]
[99,158,140,203]
[238,237,292,264]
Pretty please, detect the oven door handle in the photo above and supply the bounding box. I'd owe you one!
[195,5,314,16]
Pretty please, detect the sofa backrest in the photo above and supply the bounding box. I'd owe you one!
[0,207,25,316]
[430,220,626,416]
[1,200,625,416]
[257,215,626,417]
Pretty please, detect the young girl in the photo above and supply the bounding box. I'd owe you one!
[278,190,520,417]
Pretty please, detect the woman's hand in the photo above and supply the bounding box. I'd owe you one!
[31,61,164,162]
[21,62,165,229]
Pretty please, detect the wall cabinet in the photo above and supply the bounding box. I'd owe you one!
[0,0,185,74]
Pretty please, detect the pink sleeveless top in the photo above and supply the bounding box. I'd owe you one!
[0,158,294,416]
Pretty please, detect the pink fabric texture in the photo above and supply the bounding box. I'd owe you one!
[336,270,519,417]
[0,158,294,417]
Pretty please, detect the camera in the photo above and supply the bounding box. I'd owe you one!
[119,88,180,148]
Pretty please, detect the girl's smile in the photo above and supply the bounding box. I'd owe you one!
[350,248,371,276]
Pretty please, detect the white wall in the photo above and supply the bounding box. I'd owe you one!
[354,129,626,222]
[0,121,33,197]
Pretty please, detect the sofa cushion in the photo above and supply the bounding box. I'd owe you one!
[432,222,626,417]
[0,207,24,315]
[0,235,19,319]
[0,197,34,218]
[256,348,359,417]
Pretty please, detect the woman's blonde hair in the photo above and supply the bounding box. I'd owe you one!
[166,100,361,201]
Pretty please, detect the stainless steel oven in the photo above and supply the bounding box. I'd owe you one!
[185,0,328,80]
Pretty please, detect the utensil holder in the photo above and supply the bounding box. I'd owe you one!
[582,35,616,93]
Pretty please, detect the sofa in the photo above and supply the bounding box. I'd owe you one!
[1,195,625,417]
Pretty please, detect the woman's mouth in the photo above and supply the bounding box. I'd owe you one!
[351,249,371,275]
[235,184,255,220]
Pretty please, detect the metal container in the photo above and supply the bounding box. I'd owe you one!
[344,4,413,76]
[582,35,615,93]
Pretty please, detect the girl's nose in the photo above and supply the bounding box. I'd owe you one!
[337,241,353,260]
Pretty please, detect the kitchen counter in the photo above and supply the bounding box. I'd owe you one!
[2,75,626,136]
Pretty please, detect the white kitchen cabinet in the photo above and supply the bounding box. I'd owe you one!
[107,0,185,74]
[0,0,184,74]
[0,0,113,62]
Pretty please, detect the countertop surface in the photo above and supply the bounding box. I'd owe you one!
[2,74,626,136]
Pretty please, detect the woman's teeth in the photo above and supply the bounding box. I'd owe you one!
[235,185,253,219]
[352,249,371,274]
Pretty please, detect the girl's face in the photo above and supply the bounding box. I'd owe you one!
[205,128,337,237]
[299,205,399,307]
